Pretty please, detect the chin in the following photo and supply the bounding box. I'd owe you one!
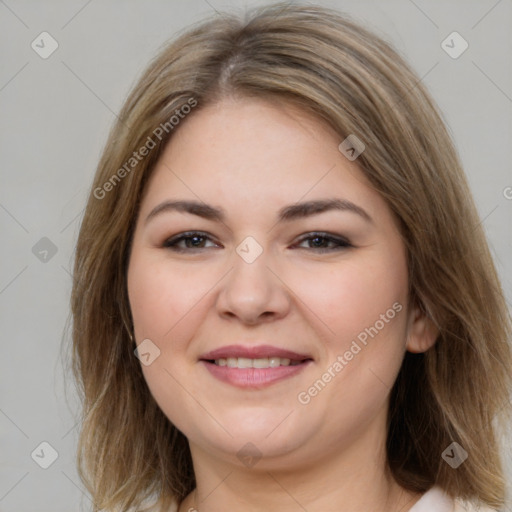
[186,409,319,464]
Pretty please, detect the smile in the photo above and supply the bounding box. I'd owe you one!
[212,357,303,368]
[199,344,313,388]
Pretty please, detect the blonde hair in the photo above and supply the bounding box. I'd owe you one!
[68,3,512,510]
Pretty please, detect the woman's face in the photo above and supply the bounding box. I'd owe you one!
[127,96,433,470]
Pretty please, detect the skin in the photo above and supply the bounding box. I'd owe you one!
[127,96,438,512]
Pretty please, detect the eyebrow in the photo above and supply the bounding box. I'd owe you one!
[144,198,373,226]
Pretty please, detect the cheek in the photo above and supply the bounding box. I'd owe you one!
[335,268,408,401]
[127,252,212,430]
[286,251,408,349]
[289,247,409,406]
[127,251,212,343]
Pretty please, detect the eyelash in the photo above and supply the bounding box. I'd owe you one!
[162,231,353,253]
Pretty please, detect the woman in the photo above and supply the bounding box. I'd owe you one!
[70,3,511,511]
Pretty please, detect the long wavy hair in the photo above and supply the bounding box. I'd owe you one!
[66,3,512,510]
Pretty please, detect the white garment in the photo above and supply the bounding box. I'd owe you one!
[410,485,497,512]
[169,485,498,511]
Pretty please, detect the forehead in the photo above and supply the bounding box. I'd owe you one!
[138,96,386,224]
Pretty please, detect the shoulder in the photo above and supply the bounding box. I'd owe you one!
[453,498,498,512]
[410,485,498,512]
[146,501,179,512]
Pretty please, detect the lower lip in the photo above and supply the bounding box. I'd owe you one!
[201,360,312,388]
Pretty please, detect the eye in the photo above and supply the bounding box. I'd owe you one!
[293,232,353,253]
[162,231,220,252]
[162,231,352,254]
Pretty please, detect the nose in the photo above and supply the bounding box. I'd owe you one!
[215,243,291,325]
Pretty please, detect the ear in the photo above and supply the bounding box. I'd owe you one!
[405,302,439,353]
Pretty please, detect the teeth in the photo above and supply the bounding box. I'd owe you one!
[269,357,280,368]
[238,357,253,368]
[214,357,299,368]
[253,358,268,368]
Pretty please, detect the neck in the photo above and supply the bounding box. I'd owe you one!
[178,421,422,512]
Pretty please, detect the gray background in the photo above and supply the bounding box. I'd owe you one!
[1,1,511,511]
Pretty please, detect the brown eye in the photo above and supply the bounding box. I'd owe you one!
[163,232,220,252]
[294,232,352,252]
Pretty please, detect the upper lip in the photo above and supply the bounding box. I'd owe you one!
[199,344,313,361]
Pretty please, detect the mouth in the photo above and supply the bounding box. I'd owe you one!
[199,345,313,388]
[208,356,305,368]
